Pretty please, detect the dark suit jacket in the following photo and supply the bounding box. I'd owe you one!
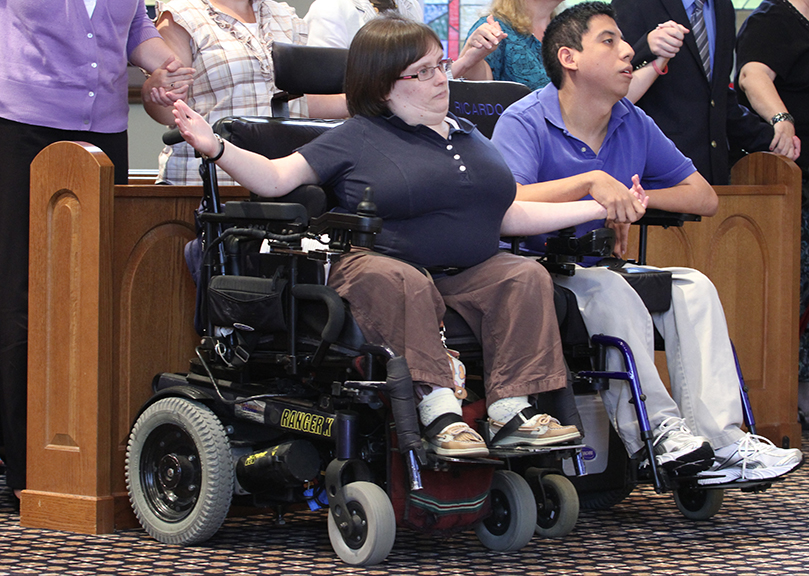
[612,0,773,184]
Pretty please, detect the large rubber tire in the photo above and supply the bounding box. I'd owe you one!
[126,397,234,545]
[475,470,537,552]
[673,486,724,520]
[327,481,396,566]
[534,474,579,539]
[578,484,634,510]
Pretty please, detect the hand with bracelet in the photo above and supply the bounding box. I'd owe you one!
[769,111,801,160]
[648,20,689,59]
[737,61,801,161]
[626,20,687,102]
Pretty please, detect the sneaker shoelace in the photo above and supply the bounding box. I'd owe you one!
[732,433,778,478]
[652,416,691,449]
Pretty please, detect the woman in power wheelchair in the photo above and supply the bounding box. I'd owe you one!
[126,14,648,565]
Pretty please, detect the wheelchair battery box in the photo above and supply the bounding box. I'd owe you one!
[208,275,287,332]
[600,263,672,313]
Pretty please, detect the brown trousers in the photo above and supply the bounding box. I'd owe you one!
[328,251,567,406]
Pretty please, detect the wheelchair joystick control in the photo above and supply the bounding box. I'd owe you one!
[356,187,377,217]
[352,187,381,249]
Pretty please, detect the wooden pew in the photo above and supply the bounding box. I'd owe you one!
[20,143,801,535]
[627,152,803,449]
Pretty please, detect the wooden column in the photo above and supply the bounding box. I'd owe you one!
[23,141,246,533]
[23,141,116,533]
[628,152,803,448]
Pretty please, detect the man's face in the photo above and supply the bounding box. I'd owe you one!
[573,15,635,98]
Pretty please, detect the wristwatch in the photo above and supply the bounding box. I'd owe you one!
[770,112,794,126]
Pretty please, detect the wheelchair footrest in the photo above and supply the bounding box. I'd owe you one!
[488,443,585,459]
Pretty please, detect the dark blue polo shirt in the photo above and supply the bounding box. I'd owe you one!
[298,112,517,269]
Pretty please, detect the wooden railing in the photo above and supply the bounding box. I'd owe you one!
[20,143,801,534]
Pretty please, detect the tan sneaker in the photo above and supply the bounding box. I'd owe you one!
[428,422,489,458]
[489,412,581,447]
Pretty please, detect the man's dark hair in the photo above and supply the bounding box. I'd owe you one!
[541,1,616,89]
[345,15,442,117]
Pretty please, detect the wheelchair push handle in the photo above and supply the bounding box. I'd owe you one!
[162,127,184,146]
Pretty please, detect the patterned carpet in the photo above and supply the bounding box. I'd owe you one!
[1,433,807,576]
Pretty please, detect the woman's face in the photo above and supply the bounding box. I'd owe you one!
[386,45,449,127]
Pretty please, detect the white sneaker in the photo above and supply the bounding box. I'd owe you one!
[652,417,714,475]
[697,433,804,485]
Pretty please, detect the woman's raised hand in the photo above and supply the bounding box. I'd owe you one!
[465,14,507,53]
[172,100,220,157]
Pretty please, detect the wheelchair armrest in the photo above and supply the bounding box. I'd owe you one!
[542,227,616,275]
[633,209,701,228]
[198,201,309,225]
[223,201,309,223]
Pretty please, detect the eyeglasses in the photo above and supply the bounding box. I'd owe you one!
[398,58,453,81]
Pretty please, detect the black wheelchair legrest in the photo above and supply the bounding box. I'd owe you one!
[124,118,588,566]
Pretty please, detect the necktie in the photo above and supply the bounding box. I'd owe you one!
[690,0,712,79]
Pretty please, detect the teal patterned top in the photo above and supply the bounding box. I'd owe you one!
[467,16,550,91]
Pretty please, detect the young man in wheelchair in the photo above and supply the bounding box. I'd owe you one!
[171,15,649,457]
[491,1,803,484]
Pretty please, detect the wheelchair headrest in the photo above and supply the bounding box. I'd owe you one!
[448,79,531,139]
[272,43,348,95]
[214,116,344,160]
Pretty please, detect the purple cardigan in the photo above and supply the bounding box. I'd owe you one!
[0,0,161,133]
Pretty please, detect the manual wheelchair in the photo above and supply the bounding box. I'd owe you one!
[124,115,589,566]
[537,219,793,522]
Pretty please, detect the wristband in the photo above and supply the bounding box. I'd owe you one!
[652,60,668,75]
[201,133,226,161]
[770,112,794,126]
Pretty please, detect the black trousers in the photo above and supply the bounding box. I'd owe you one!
[0,117,128,490]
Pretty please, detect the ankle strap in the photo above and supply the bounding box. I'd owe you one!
[490,407,540,445]
[422,412,464,438]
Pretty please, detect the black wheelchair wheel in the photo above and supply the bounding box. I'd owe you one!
[327,481,396,566]
[126,397,233,544]
[533,474,579,538]
[475,470,537,552]
[673,486,724,520]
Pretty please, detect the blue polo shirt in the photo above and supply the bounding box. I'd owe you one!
[298,112,517,268]
[491,84,695,255]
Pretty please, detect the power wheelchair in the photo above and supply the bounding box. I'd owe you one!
[124,116,590,566]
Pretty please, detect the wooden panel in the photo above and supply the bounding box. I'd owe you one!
[628,152,803,448]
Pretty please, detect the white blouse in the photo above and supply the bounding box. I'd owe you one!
[304,0,424,48]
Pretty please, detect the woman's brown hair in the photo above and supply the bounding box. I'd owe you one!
[345,15,443,117]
